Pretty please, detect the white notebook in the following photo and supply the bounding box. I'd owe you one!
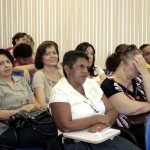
[63,128,120,144]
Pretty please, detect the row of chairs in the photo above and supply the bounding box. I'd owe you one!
[1,115,150,150]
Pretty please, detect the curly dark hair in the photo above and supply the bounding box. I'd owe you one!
[12,32,28,46]
[34,41,59,69]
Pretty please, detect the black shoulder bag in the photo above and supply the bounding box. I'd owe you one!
[9,108,58,136]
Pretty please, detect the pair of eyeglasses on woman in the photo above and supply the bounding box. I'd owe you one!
[83,96,99,113]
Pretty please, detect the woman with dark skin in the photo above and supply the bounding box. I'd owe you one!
[49,50,140,150]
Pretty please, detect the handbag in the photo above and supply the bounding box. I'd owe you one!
[9,108,57,136]
[127,111,150,128]
[1,109,59,149]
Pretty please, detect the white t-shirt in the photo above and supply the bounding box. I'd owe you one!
[49,77,105,120]
[93,65,105,82]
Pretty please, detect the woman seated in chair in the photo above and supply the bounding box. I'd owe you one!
[75,42,106,85]
[101,44,150,150]
[32,41,63,108]
[49,50,140,150]
[0,49,58,149]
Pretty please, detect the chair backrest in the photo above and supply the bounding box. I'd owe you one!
[145,114,150,150]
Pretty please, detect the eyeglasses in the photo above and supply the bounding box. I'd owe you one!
[73,64,90,71]
[83,96,99,113]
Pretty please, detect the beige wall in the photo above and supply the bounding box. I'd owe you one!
[0,0,150,68]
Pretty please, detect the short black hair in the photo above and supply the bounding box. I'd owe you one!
[13,43,32,59]
[63,50,89,77]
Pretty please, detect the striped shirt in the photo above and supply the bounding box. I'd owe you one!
[101,75,146,128]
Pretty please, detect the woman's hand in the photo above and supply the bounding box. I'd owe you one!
[88,123,108,133]
[19,104,36,112]
[23,69,30,83]
[134,54,148,74]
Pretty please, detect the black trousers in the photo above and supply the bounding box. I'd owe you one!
[63,136,141,150]
[130,124,145,150]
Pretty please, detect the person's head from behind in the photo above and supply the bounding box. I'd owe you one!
[106,44,142,78]
[28,35,35,52]
[12,32,28,46]
[0,49,14,78]
[13,43,33,65]
[75,42,96,67]
[35,41,59,69]
[139,44,150,64]
[63,50,89,85]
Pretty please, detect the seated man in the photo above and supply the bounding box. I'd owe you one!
[12,43,35,88]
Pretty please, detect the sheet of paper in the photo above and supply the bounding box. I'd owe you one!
[94,128,116,137]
